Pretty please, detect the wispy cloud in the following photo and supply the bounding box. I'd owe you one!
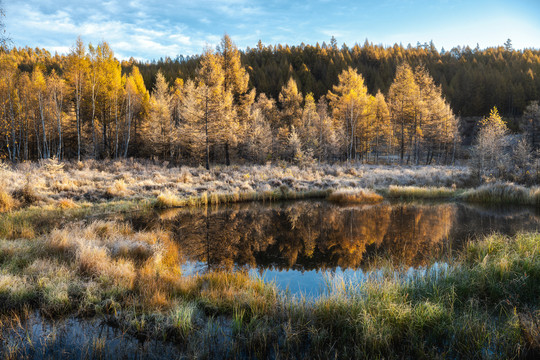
[3,0,540,60]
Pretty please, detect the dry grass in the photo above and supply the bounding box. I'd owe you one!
[386,185,458,199]
[0,159,474,207]
[155,191,183,208]
[461,182,540,205]
[0,191,16,213]
[328,188,383,204]
[57,198,78,209]
[105,179,132,198]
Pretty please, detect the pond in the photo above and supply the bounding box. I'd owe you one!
[127,200,540,297]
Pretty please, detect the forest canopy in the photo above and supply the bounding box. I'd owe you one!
[0,35,538,166]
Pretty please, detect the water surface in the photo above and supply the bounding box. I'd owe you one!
[130,200,540,296]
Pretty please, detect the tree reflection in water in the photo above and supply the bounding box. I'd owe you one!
[146,201,540,273]
[153,201,458,272]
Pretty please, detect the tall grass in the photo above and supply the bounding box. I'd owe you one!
[0,191,16,213]
[155,188,330,208]
[328,188,383,204]
[461,182,540,206]
[385,185,458,199]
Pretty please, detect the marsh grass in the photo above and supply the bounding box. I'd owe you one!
[0,199,152,240]
[0,191,16,213]
[385,185,459,199]
[328,188,383,204]
[461,182,540,206]
[155,188,330,209]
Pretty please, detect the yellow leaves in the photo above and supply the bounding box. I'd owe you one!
[479,106,507,133]
[31,66,47,91]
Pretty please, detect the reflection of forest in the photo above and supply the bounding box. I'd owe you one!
[161,202,459,271]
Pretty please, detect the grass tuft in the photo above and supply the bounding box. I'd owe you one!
[328,188,383,204]
[386,185,458,199]
[0,191,16,213]
[461,182,540,206]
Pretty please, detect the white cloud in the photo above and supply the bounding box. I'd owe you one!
[3,0,539,60]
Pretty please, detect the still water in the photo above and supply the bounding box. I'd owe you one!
[131,201,540,296]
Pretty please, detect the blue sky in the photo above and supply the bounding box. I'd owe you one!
[4,0,540,60]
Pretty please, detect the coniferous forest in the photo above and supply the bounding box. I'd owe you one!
[1,35,540,167]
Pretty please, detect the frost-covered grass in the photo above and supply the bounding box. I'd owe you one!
[328,188,383,204]
[0,159,472,209]
[461,182,540,205]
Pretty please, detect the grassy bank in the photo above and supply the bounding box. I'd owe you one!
[461,182,540,206]
[1,159,540,214]
[0,159,471,205]
[155,187,330,208]
[1,219,539,358]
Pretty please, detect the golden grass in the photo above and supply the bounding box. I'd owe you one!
[461,182,540,205]
[0,191,16,213]
[328,188,383,204]
[386,185,458,199]
[155,188,330,209]
[105,179,131,198]
[155,191,184,208]
[57,198,79,209]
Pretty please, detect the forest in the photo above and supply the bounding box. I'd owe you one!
[0,35,539,171]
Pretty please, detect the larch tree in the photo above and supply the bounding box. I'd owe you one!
[327,67,371,161]
[242,107,272,163]
[279,77,303,129]
[372,90,391,164]
[0,0,7,49]
[0,51,19,161]
[171,78,184,127]
[414,65,457,164]
[217,34,252,165]
[32,66,49,159]
[277,77,303,158]
[47,70,66,159]
[99,42,121,158]
[523,101,540,149]
[178,79,205,164]
[314,96,338,162]
[66,37,87,161]
[147,71,177,160]
[299,92,319,156]
[472,107,508,178]
[387,63,419,164]
[197,47,227,169]
[123,66,149,158]
[87,42,104,158]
